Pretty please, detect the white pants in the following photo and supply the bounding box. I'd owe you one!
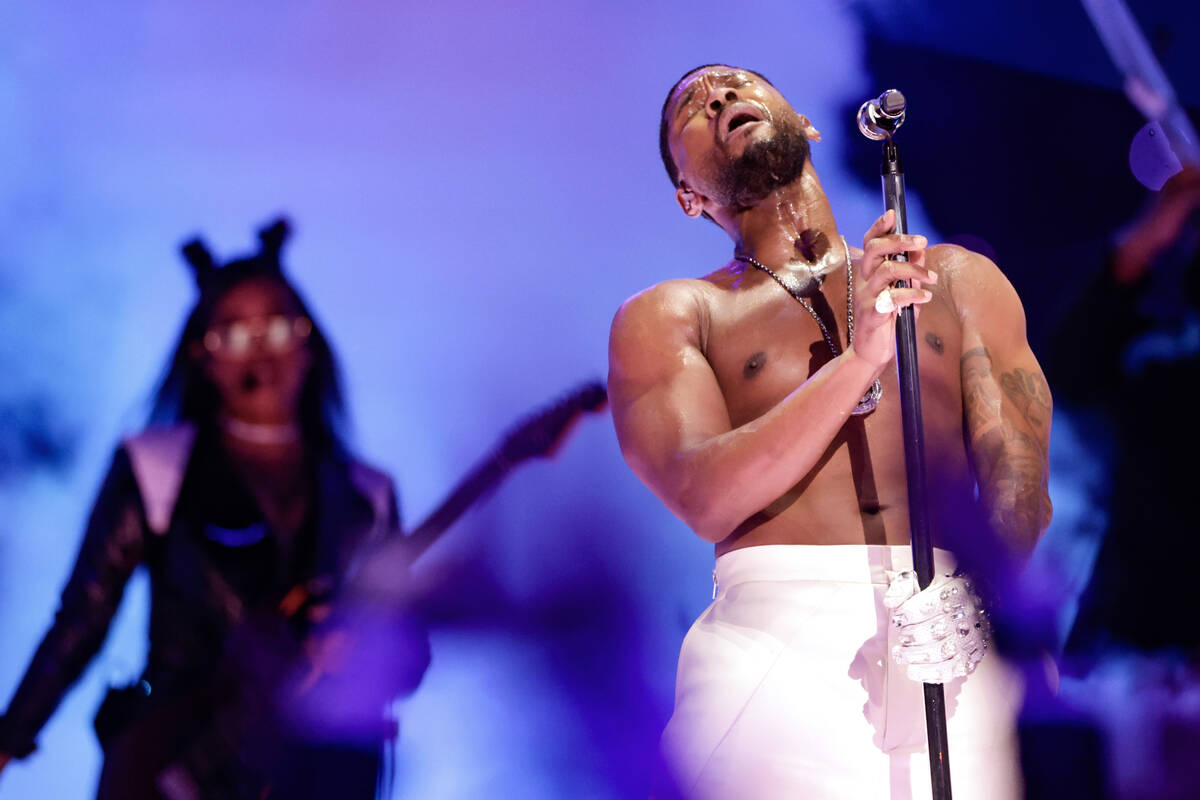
[661,545,1023,800]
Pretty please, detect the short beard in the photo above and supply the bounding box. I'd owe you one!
[710,117,811,209]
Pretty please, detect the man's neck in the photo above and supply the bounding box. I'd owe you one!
[728,168,841,275]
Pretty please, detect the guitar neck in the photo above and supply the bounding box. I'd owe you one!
[399,380,606,564]
[403,452,513,562]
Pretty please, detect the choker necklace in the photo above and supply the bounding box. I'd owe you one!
[736,236,883,416]
[219,415,301,445]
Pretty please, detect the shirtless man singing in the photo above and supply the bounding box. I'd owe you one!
[608,65,1052,799]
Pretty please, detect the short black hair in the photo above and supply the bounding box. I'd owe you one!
[658,64,774,188]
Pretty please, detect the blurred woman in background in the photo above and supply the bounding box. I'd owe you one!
[0,219,427,799]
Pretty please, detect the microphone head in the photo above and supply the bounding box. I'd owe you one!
[879,89,906,118]
[857,89,907,141]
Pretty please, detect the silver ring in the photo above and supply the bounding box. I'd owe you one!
[874,289,896,314]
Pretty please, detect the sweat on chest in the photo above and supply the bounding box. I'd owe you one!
[705,290,962,429]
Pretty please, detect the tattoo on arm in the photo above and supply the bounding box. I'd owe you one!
[999,368,1052,440]
[961,347,1053,552]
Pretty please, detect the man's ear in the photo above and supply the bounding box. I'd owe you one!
[675,185,706,218]
[797,114,822,142]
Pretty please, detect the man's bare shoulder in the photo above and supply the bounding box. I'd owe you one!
[929,243,1026,330]
[931,242,1018,297]
[929,242,1012,283]
[611,259,744,336]
[610,277,720,341]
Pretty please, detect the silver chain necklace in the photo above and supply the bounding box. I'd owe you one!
[735,236,883,416]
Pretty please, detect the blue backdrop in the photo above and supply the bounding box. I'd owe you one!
[1,1,1193,797]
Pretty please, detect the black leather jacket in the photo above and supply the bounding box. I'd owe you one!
[0,427,423,765]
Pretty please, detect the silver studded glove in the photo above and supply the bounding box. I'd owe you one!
[883,571,990,684]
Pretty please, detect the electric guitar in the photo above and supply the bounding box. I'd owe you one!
[95,381,608,797]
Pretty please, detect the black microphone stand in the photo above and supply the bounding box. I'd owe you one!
[866,98,953,800]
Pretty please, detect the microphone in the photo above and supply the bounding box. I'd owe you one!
[857,89,906,141]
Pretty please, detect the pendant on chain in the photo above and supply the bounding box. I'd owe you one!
[737,236,882,416]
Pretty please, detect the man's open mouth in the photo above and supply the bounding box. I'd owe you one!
[720,103,766,140]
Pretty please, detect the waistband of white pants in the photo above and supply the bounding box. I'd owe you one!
[714,544,957,589]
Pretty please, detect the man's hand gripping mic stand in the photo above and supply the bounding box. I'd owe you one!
[858,90,953,800]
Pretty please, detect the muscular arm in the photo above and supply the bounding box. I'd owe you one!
[607,281,880,542]
[947,247,1053,558]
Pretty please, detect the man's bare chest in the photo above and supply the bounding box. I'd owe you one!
[700,281,965,429]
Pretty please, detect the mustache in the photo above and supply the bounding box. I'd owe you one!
[712,119,811,208]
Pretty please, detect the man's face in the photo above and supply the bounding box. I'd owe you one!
[665,67,812,210]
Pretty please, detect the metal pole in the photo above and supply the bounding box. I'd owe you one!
[881,135,953,800]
